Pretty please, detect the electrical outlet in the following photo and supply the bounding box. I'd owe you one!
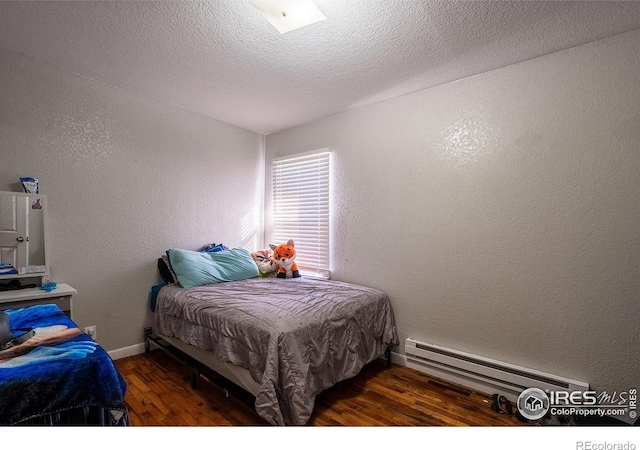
[84,326,97,340]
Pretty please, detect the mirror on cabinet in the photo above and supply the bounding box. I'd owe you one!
[0,191,49,279]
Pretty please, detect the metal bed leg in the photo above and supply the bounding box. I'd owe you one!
[385,347,392,368]
[190,367,198,389]
[144,327,152,353]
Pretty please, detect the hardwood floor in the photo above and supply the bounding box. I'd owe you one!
[114,349,524,426]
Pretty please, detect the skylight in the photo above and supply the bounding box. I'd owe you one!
[249,0,326,34]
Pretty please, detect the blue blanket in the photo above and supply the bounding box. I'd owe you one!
[0,305,127,425]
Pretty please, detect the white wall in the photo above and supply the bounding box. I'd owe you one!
[266,30,640,405]
[0,48,264,351]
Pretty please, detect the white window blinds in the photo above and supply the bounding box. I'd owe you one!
[272,150,331,277]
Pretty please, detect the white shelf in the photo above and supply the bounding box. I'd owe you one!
[0,272,49,280]
[0,283,76,304]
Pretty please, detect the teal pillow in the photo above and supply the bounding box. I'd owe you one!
[167,248,259,289]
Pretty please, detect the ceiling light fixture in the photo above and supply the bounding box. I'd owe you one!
[249,0,326,34]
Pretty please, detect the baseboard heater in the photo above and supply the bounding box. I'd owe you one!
[405,338,588,401]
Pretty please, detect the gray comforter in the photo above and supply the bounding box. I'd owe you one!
[154,276,398,425]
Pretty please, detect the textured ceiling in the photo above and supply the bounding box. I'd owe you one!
[0,1,639,134]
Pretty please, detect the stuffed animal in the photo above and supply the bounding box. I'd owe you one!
[250,249,278,276]
[269,240,301,278]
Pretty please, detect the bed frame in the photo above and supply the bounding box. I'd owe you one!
[144,327,392,408]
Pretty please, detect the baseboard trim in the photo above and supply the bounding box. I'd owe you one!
[108,342,146,360]
[390,351,407,366]
[379,350,407,366]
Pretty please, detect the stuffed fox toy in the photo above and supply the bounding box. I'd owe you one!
[269,240,301,278]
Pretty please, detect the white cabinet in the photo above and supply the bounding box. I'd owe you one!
[0,283,76,318]
[0,191,71,318]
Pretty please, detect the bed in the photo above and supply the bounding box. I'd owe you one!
[153,276,398,425]
[0,304,128,426]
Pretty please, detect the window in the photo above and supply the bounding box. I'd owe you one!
[271,150,331,278]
